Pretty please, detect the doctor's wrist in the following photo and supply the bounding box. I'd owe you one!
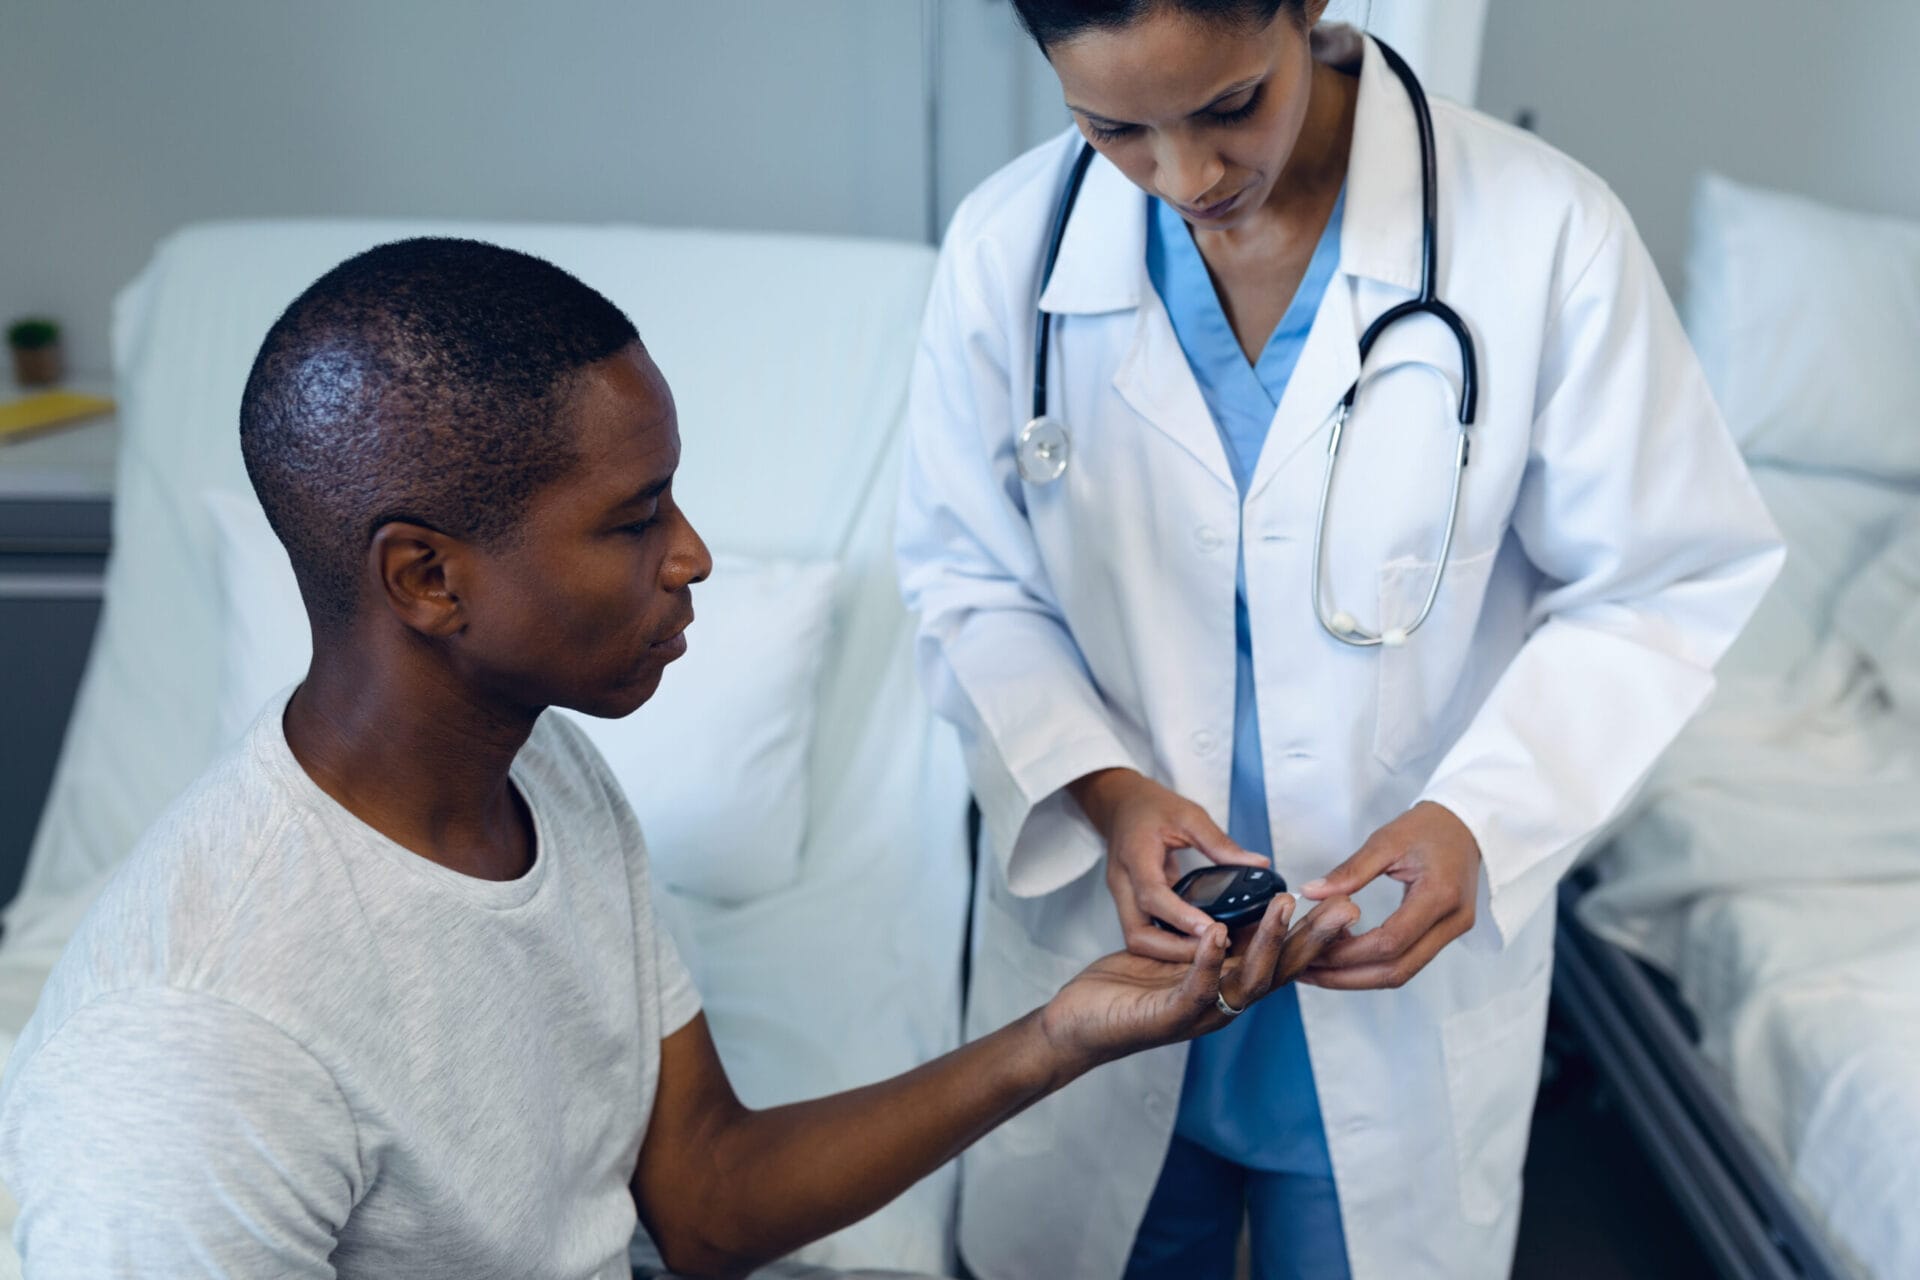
[1066,767,1149,840]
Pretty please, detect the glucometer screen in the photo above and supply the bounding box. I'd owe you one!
[1178,868,1241,909]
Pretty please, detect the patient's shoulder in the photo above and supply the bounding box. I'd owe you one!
[0,736,311,1093]
[22,736,303,1004]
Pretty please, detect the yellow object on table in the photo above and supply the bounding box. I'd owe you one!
[0,390,116,443]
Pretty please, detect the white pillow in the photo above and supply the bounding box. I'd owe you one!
[204,489,838,903]
[556,558,837,904]
[1684,173,1920,479]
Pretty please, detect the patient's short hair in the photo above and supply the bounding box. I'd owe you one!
[239,237,639,628]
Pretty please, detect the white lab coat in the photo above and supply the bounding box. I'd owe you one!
[896,29,1782,1280]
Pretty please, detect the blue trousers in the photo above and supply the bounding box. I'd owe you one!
[1123,1135,1352,1280]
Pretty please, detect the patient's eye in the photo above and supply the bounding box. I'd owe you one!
[618,503,660,536]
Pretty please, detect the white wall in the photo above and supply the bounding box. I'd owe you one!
[0,0,938,373]
[0,0,1525,377]
[23,0,1905,373]
[1476,0,1920,289]
[933,0,1070,230]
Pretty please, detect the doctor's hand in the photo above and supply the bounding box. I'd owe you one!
[1039,892,1360,1070]
[1068,768,1272,963]
[1297,802,1482,991]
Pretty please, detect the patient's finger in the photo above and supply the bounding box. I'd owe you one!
[1275,898,1362,984]
[1174,924,1229,1018]
[1218,894,1294,1010]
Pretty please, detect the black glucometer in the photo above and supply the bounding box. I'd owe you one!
[1153,865,1286,932]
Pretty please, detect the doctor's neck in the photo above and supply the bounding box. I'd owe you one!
[1259,56,1357,218]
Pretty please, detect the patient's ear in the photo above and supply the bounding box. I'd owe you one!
[370,522,466,638]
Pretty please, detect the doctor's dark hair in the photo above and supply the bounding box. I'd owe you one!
[239,237,639,630]
[1010,0,1303,51]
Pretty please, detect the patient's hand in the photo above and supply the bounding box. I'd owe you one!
[1038,892,1358,1070]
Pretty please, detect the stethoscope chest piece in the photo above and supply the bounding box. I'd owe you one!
[1017,414,1071,485]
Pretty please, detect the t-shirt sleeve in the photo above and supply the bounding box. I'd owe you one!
[651,907,702,1037]
[0,987,358,1277]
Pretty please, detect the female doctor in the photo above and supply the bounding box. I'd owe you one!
[896,2,1780,1278]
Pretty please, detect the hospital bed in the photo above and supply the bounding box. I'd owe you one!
[1568,175,1920,1280]
[0,220,971,1276]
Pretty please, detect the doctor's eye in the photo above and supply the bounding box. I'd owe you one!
[1207,87,1264,127]
[1081,117,1138,143]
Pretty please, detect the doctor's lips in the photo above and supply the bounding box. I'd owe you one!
[1177,187,1248,223]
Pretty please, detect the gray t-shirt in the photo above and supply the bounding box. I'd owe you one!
[0,693,701,1277]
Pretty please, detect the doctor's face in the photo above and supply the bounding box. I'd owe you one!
[1046,4,1327,229]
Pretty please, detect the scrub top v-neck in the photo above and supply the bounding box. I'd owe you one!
[1145,184,1346,1175]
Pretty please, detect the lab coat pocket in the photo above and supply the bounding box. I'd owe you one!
[1441,960,1553,1225]
[968,892,1092,1157]
[1372,546,1498,773]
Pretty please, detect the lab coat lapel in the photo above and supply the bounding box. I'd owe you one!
[1247,32,1424,502]
[1112,298,1238,493]
[1245,278,1361,500]
[1039,150,1238,493]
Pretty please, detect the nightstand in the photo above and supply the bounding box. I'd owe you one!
[0,380,117,909]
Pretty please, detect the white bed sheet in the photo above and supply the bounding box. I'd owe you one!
[0,220,970,1275]
[1715,465,1920,685]
[1582,464,1920,1278]
[1645,887,1920,1280]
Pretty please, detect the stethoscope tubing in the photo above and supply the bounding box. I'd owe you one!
[1025,35,1479,648]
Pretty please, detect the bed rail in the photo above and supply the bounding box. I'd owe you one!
[1554,878,1854,1280]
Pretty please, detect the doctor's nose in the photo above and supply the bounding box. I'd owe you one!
[1155,142,1225,210]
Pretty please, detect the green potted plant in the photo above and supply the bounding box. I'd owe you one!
[7,318,64,388]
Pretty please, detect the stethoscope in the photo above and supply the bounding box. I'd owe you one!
[1019,38,1479,649]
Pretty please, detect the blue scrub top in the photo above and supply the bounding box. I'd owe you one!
[1145,187,1346,1175]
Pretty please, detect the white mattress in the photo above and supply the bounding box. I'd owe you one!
[1661,887,1920,1279]
[1582,464,1920,1279]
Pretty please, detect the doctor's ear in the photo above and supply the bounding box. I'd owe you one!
[369,521,467,639]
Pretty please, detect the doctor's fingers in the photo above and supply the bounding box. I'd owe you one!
[1107,860,1206,963]
[1300,831,1403,901]
[1309,874,1465,973]
[1296,904,1469,991]
[1174,804,1267,869]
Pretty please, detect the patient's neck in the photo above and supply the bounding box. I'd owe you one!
[283,637,538,883]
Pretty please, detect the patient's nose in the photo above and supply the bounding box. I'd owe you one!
[666,513,711,589]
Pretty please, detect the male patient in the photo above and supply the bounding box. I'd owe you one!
[0,240,1354,1278]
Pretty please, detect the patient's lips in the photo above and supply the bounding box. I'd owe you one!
[648,608,693,659]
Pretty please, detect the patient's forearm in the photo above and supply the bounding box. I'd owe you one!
[652,1010,1083,1276]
